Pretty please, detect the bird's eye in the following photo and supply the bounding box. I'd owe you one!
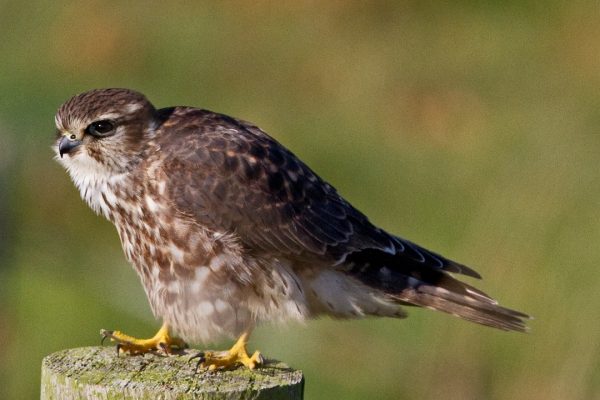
[86,120,115,137]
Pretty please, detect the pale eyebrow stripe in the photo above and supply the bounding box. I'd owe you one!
[95,113,121,120]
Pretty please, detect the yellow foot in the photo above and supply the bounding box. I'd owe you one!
[100,323,186,355]
[192,332,264,370]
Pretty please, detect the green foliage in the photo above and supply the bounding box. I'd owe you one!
[0,1,599,399]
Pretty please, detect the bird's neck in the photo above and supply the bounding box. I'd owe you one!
[63,155,136,220]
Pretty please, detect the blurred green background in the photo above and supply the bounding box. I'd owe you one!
[1,1,599,399]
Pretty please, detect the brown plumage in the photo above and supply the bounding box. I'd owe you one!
[54,88,529,349]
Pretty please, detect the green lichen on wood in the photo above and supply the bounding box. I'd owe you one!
[41,347,304,399]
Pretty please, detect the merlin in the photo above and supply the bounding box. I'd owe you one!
[54,88,528,370]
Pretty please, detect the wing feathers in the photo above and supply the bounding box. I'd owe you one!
[156,107,529,332]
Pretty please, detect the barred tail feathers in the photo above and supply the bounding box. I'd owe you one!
[345,249,530,332]
[390,275,530,332]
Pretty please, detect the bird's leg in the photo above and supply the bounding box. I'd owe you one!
[100,322,187,355]
[193,330,263,370]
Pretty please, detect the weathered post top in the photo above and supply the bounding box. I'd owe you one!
[41,347,304,400]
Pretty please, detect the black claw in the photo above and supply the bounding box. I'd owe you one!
[188,351,205,362]
[115,343,122,356]
[158,342,168,355]
[188,352,206,372]
[100,333,111,346]
[100,329,113,346]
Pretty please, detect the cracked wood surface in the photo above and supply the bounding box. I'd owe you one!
[41,347,304,399]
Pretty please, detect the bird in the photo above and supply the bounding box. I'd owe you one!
[54,88,529,370]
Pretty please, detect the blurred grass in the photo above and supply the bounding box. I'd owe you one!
[0,1,599,399]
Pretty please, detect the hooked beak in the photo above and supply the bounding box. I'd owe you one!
[58,136,82,158]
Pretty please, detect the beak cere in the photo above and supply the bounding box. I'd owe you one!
[59,136,82,158]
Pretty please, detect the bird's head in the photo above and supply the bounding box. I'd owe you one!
[54,88,157,175]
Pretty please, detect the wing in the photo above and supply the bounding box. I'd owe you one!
[156,107,478,277]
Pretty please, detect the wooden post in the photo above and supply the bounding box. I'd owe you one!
[41,347,304,399]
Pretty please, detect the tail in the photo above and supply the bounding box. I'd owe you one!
[389,273,530,332]
[345,248,530,332]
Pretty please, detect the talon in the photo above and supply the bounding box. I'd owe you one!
[247,351,264,369]
[158,342,169,355]
[100,329,109,345]
[198,331,263,370]
[99,323,186,356]
[188,351,205,363]
[188,352,207,372]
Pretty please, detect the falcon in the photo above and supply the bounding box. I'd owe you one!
[54,88,529,370]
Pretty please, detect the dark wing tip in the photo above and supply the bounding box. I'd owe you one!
[444,260,483,279]
[391,236,483,279]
